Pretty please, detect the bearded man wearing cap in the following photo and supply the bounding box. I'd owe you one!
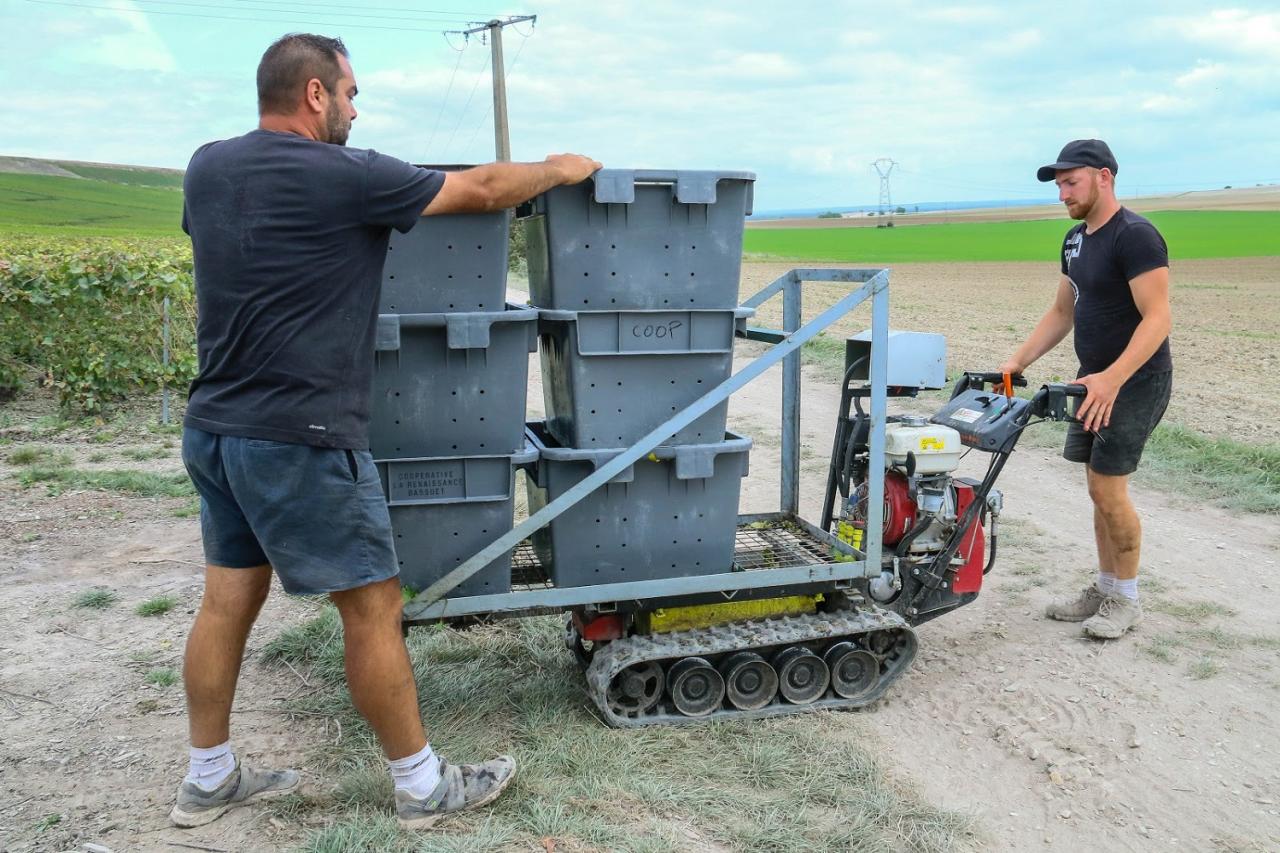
[999,139,1173,640]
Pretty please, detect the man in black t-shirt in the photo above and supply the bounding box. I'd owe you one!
[1000,139,1172,641]
[171,33,600,830]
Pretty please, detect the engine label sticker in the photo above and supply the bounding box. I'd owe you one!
[919,437,946,450]
[950,408,983,424]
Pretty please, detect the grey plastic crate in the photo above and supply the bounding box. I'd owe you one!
[525,423,751,588]
[522,169,755,310]
[378,441,537,598]
[371,305,537,457]
[379,164,510,314]
[538,307,752,447]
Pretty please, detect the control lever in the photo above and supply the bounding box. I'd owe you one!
[950,371,1029,400]
[1030,383,1088,422]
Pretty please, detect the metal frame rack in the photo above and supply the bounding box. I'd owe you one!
[402,268,892,626]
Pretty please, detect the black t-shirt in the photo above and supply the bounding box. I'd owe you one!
[1059,206,1172,376]
[181,130,444,448]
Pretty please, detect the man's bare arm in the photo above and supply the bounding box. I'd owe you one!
[423,154,601,216]
[999,275,1075,375]
[1074,266,1171,431]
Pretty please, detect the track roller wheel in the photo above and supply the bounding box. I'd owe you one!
[605,660,664,719]
[772,646,831,704]
[667,657,725,717]
[824,641,879,699]
[718,651,778,711]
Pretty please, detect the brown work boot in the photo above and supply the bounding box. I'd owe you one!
[1082,596,1142,639]
[1045,583,1106,622]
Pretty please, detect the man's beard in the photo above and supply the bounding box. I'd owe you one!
[1067,178,1100,221]
[325,99,350,146]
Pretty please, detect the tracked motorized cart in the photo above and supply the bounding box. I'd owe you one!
[374,169,1081,727]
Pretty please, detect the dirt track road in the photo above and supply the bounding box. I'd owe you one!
[729,350,1280,853]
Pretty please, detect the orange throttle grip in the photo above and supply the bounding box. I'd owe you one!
[999,371,1014,398]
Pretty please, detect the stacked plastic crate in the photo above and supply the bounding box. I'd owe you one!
[521,170,757,587]
[370,205,537,597]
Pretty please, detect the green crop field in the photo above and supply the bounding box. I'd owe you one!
[0,172,183,236]
[744,210,1280,263]
[53,161,185,190]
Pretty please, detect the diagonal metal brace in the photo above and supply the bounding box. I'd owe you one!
[404,269,890,619]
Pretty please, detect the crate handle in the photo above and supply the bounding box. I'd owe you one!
[593,169,720,205]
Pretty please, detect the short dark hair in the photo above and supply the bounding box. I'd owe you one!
[257,33,349,116]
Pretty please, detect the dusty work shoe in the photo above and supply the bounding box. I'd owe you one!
[1045,583,1107,622]
[1082,596,1143,639]
[395,755,517,829]
[169,761,300,827]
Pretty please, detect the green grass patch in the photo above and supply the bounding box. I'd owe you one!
[1148,599,1236,625]
[144,667,179,687]
[72,588,117,609]
[136,595,178,617]
[271,609,978,851]
[1138,424,1280,514]
[6,445,71,466]
[121,446,168,461]
[1188,657,1222,680]
[17,466,195,498]
[0,172,183,237]
[1139,634,1183,664]
[172,498,201,518]
[744,211,1280,262]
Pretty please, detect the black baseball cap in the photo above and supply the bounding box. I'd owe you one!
[1037,139,1119,182]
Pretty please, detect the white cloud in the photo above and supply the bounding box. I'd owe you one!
[709,51,802,81]
[1176,61,1227,88]
[84,0,178,73]
[1166,9,1280,57]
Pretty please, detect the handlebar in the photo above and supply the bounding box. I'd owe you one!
[950,371,1086,422]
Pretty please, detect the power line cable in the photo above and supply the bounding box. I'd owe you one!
[127,0,477,25]
[418,37,470,164]
[460,26,528,159]
[439,47,490,160]
[224,0,501,16]
[24,0,457,33]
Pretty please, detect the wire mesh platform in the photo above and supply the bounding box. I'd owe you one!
[507,519,844,592]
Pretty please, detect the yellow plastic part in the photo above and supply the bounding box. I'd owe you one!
[834,521,864,562]
[638,595,823,634]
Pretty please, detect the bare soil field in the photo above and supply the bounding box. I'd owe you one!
[743,257,1280,445]
[1,258,1277,852]
[750,186,1280,228]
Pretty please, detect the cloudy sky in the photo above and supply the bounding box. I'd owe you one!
[3,0,1278,211]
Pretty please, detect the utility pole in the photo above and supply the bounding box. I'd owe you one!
[457,16,536,162]
[872,158,897,228]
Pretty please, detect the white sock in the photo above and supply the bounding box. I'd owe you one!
[1096,571,1116,595]
[185,741,236,791]
[1112,577,1139,602]
[389,743,442,798]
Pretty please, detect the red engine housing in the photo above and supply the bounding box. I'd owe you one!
[877,473,986,593]
[881,471,916,545]
[951,480,986,593]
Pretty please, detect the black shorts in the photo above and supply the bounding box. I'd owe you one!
[1063,370,1171,476]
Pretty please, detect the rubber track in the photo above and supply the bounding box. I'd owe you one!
[585,605,918,728]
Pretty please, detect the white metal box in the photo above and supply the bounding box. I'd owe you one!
[845,330,947,390]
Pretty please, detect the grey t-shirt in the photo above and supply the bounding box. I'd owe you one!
[181,129,443,448]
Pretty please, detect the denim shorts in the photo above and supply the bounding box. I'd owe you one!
[1063,370,1172,476]
[181,427,398,595]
